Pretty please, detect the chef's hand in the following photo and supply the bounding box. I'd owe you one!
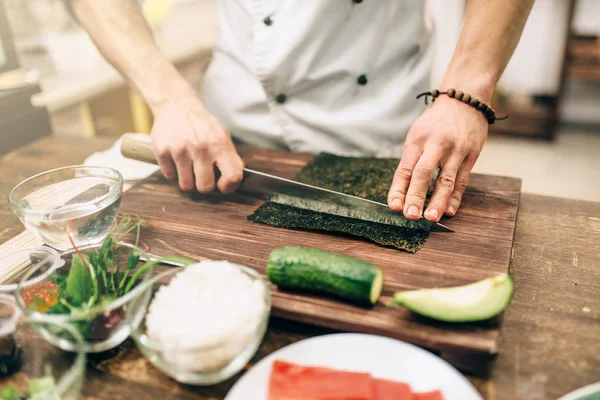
[387,96,488,222]
[151,96,244,194]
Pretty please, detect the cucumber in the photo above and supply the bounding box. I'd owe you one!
[266,247,384,306]
[387,274,514,322]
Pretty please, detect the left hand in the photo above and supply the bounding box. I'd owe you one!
[387,96,489,222]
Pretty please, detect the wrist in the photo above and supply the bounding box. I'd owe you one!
[430,94,485,120]
[439,66,497,104]
[429,91,500,126]
[138,65,199,114]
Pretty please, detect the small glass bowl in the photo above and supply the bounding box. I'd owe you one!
[15,242,154,353]
[8,165,123,251]
[0,295,86,400]
[0,247,62,295]
[132,263,271,385]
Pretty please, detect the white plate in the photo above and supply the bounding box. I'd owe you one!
[557,381,600,400]
[225,333,482,400]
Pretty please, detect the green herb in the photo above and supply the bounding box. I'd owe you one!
[32,214,196,342]
[61,214,149,311]
[65,254,94,307]
[27,376,60,400]
[123,255,195,294]
[44,301,69,315]
[0,385,22,400]
[0,376,59,400]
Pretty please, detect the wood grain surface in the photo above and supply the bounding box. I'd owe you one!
[1,137,599,400]
[117,146,522,372]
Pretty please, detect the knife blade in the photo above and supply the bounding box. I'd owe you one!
[119,136,454,233]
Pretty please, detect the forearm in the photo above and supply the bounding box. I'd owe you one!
[440,0,535,103]
[69,0,195,112]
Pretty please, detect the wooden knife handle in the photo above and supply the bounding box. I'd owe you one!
[120,136,158,165]
[120,136,224,179]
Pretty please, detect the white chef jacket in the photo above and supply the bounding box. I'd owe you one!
[201,0,435,157]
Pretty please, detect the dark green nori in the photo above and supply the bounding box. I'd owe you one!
[294,153,401,203]
[247,152,433,252]
[293,152,437,204]
[248,202,429,253]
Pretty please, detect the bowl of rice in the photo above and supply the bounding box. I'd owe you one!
[131,260,271,385]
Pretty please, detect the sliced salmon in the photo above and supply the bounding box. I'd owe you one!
[414,390,445,400]
[372,378,413,400]
[268,360,374,400]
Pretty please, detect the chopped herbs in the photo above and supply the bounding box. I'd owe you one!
[65,254,94,308]
[248,153,433,252]
[0,376,60,400]
[22,213,196,342]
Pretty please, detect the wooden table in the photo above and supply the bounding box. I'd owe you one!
[1,137,599,400]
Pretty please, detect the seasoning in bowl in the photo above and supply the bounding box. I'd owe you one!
[144,261,269,375]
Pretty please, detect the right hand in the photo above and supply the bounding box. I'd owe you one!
[150,96,244,194]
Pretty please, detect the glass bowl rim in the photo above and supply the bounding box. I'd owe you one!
[0,246,62,294]
[15,241,155,322]
[131,262,272,353]
[7,165,124,216]
[0,295,87,396]
[0,293,21,336]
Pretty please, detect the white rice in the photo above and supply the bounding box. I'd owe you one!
[144,260,266,372]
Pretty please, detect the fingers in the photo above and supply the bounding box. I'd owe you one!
[402,149,442,221]
[424,155,463,222]
[156,149,177,182]
[215,147,245,195]
[158,139,243,195]
[172,149,195,192]
[192,155,215,194]
[445,158,474,217]
[152,116,243,194]
[388,145,422,211]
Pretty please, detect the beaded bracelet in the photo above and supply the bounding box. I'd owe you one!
[417,88,508,125]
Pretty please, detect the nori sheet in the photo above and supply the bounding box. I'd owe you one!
[294,153,400,202]
[248,202,429,253]
[247,153,432,253]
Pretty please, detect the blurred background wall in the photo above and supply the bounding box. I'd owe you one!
[429,0,600,127]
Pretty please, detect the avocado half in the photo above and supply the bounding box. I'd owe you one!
[388,274,514,322]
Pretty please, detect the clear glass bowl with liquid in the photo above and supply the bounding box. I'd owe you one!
[8,166,123,251]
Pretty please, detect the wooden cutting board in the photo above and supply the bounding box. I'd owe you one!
[119,146,521,374]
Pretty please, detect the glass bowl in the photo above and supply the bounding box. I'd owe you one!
[0,295,86,400]
[132,262,271,385]
[15,242,154,353]
[8,166,123,251]
[0,247,62,295]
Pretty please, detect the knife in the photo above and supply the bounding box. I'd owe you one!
[119,136,453,233]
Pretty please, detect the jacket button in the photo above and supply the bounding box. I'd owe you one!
[264,16,273,26]
[352,0,363,3]
[357,74,368,85]
[275,94,287,104]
